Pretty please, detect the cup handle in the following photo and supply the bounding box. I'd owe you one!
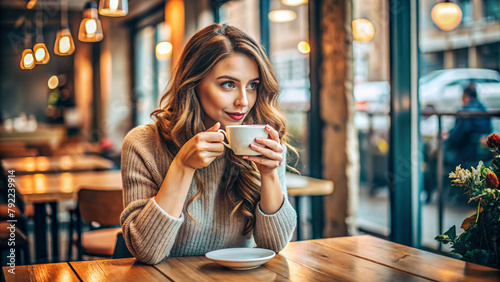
[217,129,231,149]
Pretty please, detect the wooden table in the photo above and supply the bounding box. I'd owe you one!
[1,155,115,175]
[13,170,122,264]
[3,235,499,281]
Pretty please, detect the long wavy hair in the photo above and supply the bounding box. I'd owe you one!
[151,23,297,235]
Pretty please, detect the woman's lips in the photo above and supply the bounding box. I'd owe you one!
[226,112,245,120]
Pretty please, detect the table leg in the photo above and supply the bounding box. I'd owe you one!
[311,196,324,239]
[294,196,302,241]
[34,203,48,263]
[50,202,59,262]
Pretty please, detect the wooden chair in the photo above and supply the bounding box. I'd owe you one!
[286,173,334,240]
[67,187,123,261]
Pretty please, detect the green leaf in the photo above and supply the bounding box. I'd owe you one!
[444,225,457,241]
[435,234,452,244]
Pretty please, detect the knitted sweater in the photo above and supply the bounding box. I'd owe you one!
[120,124,297,265]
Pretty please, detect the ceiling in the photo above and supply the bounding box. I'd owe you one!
[0,0,89,12]
[0,0,165,28]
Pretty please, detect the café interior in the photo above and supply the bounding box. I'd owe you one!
[1,0,500,280]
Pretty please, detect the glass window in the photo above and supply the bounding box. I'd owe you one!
[220,0,260,42]
[456,0,473,26]
[419,0,500,252]
[352,0,391,238]
[483,0,500,22]
[269,0,310,174]
[133,22,172,126]
[134,26,156,126]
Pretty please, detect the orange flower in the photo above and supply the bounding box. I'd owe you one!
[486,133,500,150]
[485,172,499,189]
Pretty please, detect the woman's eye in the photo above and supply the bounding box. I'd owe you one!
[247,82,259,90]
[221,81,235,89]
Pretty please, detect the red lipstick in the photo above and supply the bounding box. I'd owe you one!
[226,112,245,120]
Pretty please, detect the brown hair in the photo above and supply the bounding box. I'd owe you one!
[151,23,297,235]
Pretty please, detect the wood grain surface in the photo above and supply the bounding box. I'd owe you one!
[3,235,499,281]
[313,235,500,281]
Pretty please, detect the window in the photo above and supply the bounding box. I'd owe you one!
[133,22,172,126]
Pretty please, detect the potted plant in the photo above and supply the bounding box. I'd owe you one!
[435,133,500,269]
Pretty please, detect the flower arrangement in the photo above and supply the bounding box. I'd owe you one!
[435,133,500,269]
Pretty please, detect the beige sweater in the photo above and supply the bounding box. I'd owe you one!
[120,124,297,265]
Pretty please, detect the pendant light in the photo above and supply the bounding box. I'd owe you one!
[268,10,297,23]
[33,10,50,64]
[281,0,308,6]
[54,0,75,55]
[297,41,310,54]
[431,0,462,31]
[26,0,37,9]
[78,1,103,42]
[20,15,35,70]
[99,0,128,17]
[352,18,375,42]
[19,19,35,70]
[20,49,36,69]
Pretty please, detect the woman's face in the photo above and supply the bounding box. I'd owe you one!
[195,53,260,129]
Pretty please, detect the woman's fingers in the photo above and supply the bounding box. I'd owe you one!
[243,155,279,168]
[249,144,282,161]
[205,142,225,152]
[206,122,221,132]
[265,124,280,143]
[255,137,283,153]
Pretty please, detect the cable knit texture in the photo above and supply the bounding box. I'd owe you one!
[120,124,297,265]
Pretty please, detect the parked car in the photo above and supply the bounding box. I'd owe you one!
[419,68,500,112]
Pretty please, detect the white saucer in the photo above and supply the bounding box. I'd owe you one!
[205,248,276,270]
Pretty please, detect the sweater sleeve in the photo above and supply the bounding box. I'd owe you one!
[253,147,297,252]
[120,127,184,265]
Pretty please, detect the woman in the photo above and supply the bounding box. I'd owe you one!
[120,23,297,265]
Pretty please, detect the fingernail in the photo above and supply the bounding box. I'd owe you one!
[255,137,262,142]
[250,144,256,149]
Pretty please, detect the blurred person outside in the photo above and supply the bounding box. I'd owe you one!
[444,82,492,167]
[423,83,492,203]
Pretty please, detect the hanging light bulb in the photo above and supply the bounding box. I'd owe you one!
[20,17,35,70]
[78,1,103,42]
[156,41,173,60]
[352,18,375,42]
[54,0,75,55]
[48,75,59,89]
[268,10,297,23]
[26,0,37,9]
[297,41,310,54]
[431,0,462,31]
[99,0,128,17]
[34,11,49,64]
[281,0,308,6]
[55,30,75,55]
[20,49,35,69]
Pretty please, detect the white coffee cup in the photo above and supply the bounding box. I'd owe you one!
[218,125,268,155]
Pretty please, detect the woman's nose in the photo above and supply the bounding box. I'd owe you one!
[235,89,249,107]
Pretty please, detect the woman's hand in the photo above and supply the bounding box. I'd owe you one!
[243,124,283,175]
[175,122,225,171]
